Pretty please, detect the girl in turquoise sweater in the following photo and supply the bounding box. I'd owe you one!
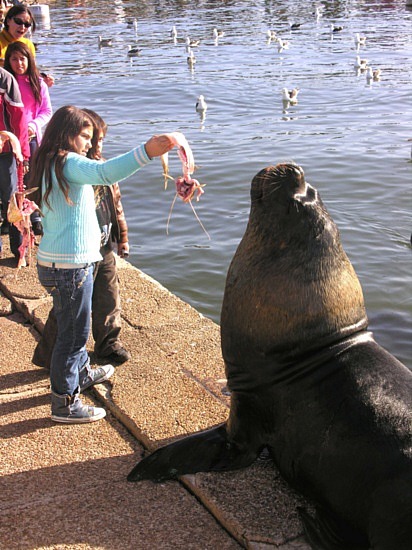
[30,105,174,424]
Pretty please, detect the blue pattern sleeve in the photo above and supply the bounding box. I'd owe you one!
[64,143,151,186]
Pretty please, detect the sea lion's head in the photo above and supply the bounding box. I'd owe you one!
[251,162,307,203]
[221,162,368,374]
[248,162,339,251]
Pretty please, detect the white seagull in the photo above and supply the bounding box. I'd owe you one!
[171,26,177,40]
[366,67,381,82]
[282,88,299,104]
[355,33,366,46]
[213,28,225,39]
[187,48,196,66]
[126,18,138,34]
[276,37,290,53]
[354,55,368,70]
[186,36,200,48]
[266,30,277,41]
[196,95,208,113]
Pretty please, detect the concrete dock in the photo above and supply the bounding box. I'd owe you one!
[0,240,310,549]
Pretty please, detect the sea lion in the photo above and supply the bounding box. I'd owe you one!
[128,163,412,550]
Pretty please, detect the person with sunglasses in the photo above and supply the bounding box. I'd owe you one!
[0,5,36,63]
[0,5,54,87]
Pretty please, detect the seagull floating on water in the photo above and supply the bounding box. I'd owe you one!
[372,68,381,80]
[289,22,302,30]
[186,37,200,48]
[127,45,141,57]
[213,28,225,39]
[354,55,368,69]
[282,87,299,104]
[355,32,366,46]
[331,24,343,33]
[366,66,381,82]
[98,35,112,47]
[277,37,290,52]
[127,18,138,34]
[314,6,323,21]
[187,48,196,66]
[196,95,208,113]
[171,26,178,40]
[266,29,277,41]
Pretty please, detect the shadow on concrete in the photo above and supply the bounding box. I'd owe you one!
[0,368,48,393]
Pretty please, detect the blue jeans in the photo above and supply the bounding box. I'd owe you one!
[37,263,94,395]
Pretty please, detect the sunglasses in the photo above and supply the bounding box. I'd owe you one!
[12,17,32,28]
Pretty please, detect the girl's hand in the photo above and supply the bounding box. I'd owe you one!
[118,242,129,258]
[144,134,175,159]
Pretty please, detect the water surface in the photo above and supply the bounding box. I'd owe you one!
[34,0,411,366]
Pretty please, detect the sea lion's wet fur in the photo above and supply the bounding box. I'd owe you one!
[128,162,412,550]
[222,163,368,391]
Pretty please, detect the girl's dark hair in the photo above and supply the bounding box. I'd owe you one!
[4,6,36,33]
[82,108,108,160]
[4,41,41,104]
[29,105,93,209]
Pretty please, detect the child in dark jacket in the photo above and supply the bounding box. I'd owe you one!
[0,66,29,257]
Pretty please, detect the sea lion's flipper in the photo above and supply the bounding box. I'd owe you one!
[298,507,368,550]
[127,423,260,482]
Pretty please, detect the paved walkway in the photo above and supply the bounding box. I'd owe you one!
[0,241,310,549]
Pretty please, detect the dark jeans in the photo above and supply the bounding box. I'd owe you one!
[0,152,22,256]
[26,136,41,226]
[33,249,122,368]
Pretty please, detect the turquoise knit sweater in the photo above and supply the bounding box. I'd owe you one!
[37,143,151,265]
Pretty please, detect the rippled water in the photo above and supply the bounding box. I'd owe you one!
[34,0,411,366]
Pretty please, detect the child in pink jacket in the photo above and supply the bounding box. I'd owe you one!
[4,40,52,234]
